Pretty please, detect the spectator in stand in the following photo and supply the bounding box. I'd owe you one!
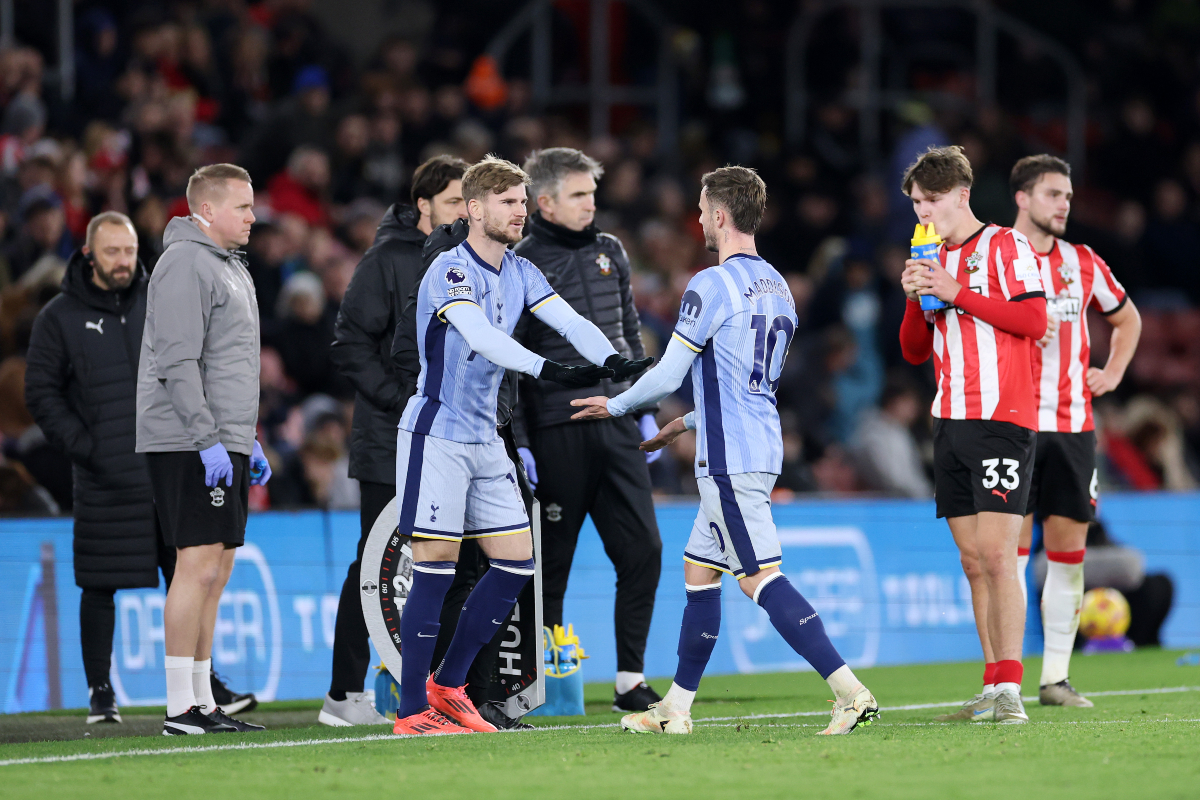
[0,355,71,508]
[6,196,68,284]
[850,377,932,498]
[268,271,348,398]
[239,65,335,181]
[267,145,331,228]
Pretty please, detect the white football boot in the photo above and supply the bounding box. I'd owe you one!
[819,685,880,735]
[934,693,995,722]
[620,702,693,734]
[990,689,1029,724]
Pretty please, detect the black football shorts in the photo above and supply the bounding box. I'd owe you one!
[933,419,1036,519]
[147,450,250,548]
[1024,430,1097,522]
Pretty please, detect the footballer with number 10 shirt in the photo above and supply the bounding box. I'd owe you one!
[898,146,1048,725]
[1008,155,1141,708]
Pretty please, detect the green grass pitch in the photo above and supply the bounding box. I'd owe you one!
[2,649,1197,799]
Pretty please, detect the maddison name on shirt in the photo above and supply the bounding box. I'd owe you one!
[743,278,794,309]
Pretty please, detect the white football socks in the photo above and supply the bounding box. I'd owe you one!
[193,658,218,713]
[1041,558,1084,686]
[996,681,1021,696]
[1017,553,1030,608]
[615,671,646,695]
[165,655,196,717]
[982,683,996,697]
[826,664,862,700]
[661,682,696,714]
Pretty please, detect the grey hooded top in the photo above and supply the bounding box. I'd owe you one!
[135,216,260,455]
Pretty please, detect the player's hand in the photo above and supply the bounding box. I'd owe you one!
[517,446,538,488]
[640,416,688,453]
[1086,366,1123,397]
[605,353,654,382]
[569,396,613,420]
[539,360,614,389]
[1037,314,1061,348]
[902,258,936,302]
[916,259,962,304]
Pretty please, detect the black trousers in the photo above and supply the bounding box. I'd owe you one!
[532,416,661,674]
[329,481,498,700]
[79,525,176,689]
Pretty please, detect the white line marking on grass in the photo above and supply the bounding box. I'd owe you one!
[3,686,1197,767]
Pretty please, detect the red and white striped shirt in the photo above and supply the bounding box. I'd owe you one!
[1030,239,1127,432]
[930,224,1045,430]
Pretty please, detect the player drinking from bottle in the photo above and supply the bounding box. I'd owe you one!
[1008,155,1140,707]
[571,166,879,736]
[897,146,1047,724]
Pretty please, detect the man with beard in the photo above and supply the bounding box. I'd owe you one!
[1008,155,1139,708]
[322,155,469,727]
[389,155,651,735]
[25,211,254,725]
[511,148,661,712]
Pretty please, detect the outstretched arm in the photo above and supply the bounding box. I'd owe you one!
[531,296,618,366]
[571,337,698,420]
[443,302,546,376]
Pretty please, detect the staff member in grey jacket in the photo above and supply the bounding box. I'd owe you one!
[136,163,270,736]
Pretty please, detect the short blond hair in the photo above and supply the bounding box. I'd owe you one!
[460,154,529,205]
[186,163,252,213]
[85,210,135,249]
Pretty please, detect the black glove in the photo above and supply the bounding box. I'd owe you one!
[539,360,615,389]
[604,353,654,382]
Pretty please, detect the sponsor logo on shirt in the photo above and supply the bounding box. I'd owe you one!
[448,286,472,297]
[1048,291,1082,323]
[679,290,703,326]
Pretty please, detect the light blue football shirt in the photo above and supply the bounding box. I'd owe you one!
[671,254,798,477]
[399,241,558,444]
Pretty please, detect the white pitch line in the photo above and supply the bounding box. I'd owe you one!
[2,685,1197,767]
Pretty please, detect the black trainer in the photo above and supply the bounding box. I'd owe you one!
[478,701,535,730]
[612,682,662,712]
[163,705,238,735]
[211,671,257,715]
[207,708,266,732]
[86,683,121,724]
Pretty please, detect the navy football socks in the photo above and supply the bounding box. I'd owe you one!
[434,558,534,689]
[673,584,722,692]
[755,574,845,679]
[397,561,456,719]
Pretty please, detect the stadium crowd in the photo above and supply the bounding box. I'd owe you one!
[1,0,1199,514]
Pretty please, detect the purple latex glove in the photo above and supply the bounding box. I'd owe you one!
[517,446,538,489]
[250,439,272,486]
[638,413,661,463]
[199,442,234,488]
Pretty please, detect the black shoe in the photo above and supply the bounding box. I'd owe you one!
[477,701,535,730]
[207,707,266,732]
[87,683,121,724]
[612,682,661,712]
[211,671,257,715]
[163,705,238,735]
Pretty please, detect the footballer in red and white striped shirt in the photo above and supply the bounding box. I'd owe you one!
[899,146,1049,725]
[1009,155,1142,709]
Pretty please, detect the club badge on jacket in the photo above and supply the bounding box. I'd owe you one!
[596,253,612,276]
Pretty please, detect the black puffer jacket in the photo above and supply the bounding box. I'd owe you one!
[511,214,652,441]
[331,204,427,485]
[24,250,159,590]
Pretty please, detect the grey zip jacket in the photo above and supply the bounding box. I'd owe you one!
[136,216,260,455]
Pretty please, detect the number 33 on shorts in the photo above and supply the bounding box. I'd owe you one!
[981,458,1020,490]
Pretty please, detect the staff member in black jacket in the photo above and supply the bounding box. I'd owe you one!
[513,148,663,712]
[322,155,468,726]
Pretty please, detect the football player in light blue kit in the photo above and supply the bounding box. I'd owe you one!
[572,166,879,736]
[393,156,653,735]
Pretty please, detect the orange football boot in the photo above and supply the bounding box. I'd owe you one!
[392,706,472,736]
[426,675,498,732]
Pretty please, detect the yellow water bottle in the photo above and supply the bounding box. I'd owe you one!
[912,223,945,311]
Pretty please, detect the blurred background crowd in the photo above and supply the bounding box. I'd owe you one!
[1,0,1199,514]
